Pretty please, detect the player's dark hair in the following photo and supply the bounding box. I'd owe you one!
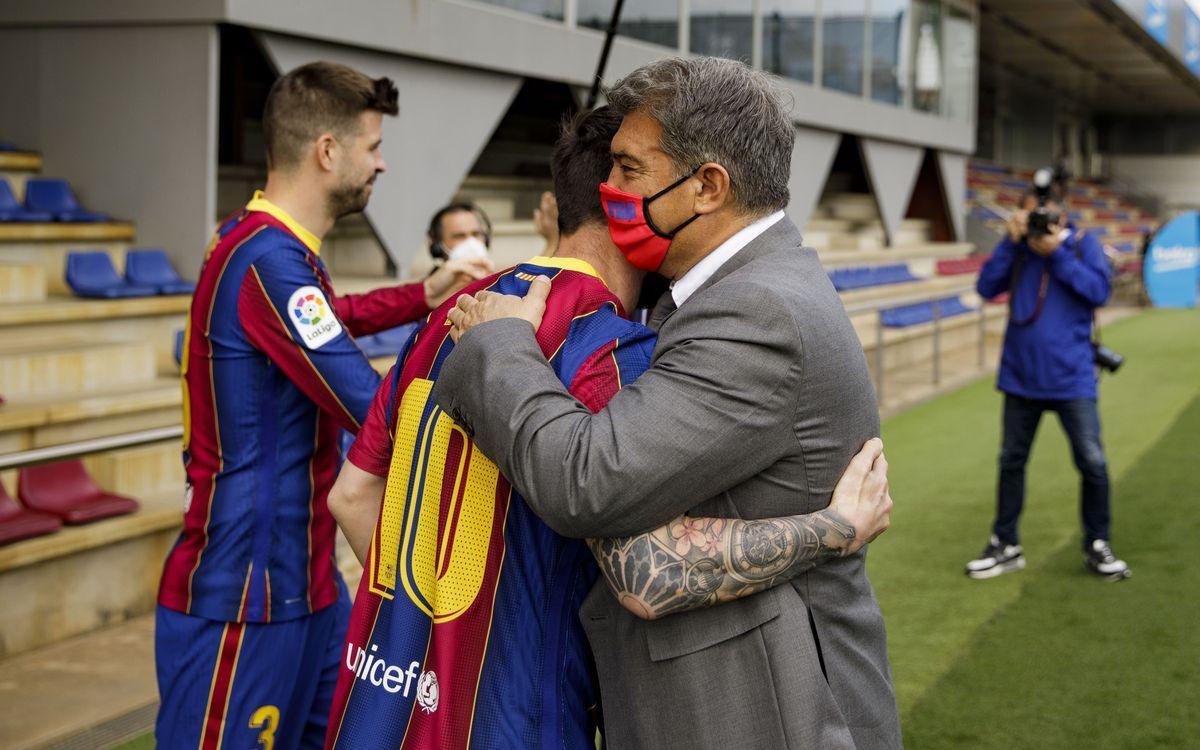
[551,106,623,237]
[263,61,399,170]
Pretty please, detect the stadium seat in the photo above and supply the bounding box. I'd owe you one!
[0,479,62,546]
[23,178,111,222]
[124,248,195,294]
[65,251,157,298]
[937,256,990,276]
[880,296,975,327]
[355,322,420,358]
[173,328,185,366]
[830,264,921,292]
[17,459,139,525]
[0,141,18,151]
[0,179,53,222]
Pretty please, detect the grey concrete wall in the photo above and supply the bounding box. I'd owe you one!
[861,138,924,245]
[1109,153,1200,211]
[0,0,976,154]
[786,126,841,231]
[0,25,217,274]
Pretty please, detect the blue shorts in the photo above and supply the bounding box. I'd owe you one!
[155,580,351,750]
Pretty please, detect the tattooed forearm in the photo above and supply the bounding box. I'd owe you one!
[587,509,857,620]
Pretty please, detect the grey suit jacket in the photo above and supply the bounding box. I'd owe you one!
[435,218,901,749]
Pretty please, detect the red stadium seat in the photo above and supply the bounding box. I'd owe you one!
[18,460,139,524]
[0,479,62,545]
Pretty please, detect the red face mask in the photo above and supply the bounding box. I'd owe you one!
[599,167,701,272]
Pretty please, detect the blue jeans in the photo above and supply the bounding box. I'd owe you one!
[993,394,1111,549]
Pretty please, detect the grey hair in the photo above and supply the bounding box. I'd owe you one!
[606,57,795,214]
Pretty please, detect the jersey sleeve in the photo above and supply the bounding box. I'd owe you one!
[567,327,656,413]
[331,282,431,337]
[347,365,398,477]
[237,239,381,432]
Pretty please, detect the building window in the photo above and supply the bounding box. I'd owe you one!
[823,0,867,96]
[870,0,908,105]
[943,3,975,120]
[762,0,818,84]
[690,0,754,62]
[911,0,944,113]
[579,0,680,49]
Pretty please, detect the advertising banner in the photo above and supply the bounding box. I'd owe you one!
[1144,211,1200,308]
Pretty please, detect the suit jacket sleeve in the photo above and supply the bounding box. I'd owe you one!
[433,282,802,539]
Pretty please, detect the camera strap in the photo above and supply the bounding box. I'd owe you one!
[1007,233,1088,328]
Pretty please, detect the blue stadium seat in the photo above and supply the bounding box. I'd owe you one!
[23,179,110,222]
[65,251,156,298]
[0,180,52,222]
[125,249,195,295]
[829,264,921,292]
[970,206,1001,221]
[173,329,185,366]
[1112,241,1136,253]
[0,141,19,152]
[355,322,420,359]
[881,296,975,328]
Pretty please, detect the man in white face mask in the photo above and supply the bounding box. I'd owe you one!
[426,202,492,262]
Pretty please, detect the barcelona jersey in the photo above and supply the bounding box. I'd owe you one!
[326,257,656,749]
[159,191,431,624]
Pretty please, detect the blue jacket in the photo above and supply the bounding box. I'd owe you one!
[977,227,1111,401]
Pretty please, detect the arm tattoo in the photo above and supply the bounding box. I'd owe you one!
[587,509,856,620]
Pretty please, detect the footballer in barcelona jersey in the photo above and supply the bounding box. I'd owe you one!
[154,62,491,750]
[323,106,893,749]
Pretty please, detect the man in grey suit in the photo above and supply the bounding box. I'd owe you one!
[438,57,901,749]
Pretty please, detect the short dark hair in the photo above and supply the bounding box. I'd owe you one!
[426,202,491,244]
[263,61,399,170]
[551,106,623,236]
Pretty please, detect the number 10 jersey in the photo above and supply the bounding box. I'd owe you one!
[325,257,656,749]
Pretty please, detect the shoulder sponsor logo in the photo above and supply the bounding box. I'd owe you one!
[287,286,342,349]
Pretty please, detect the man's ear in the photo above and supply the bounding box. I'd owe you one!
[315,133,338,173]
[692,163,732,216]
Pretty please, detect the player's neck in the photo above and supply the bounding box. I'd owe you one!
[262,172,335,241]
[554,227,643,314]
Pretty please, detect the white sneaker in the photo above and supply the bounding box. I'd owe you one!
[965,535,1027,579]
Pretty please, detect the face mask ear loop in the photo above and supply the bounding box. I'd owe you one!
[644,165,704,238]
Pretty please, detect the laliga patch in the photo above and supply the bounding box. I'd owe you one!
[288,286,342,349]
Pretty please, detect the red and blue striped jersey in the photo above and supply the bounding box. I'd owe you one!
[158,192,431,624]
[325,257,656,750]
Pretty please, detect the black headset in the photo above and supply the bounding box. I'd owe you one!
[427,202,493,260]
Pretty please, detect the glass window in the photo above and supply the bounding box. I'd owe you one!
[579,0,680,49]
[690,0,754,62]
[870,0,908,105]
[823,0,867,96]
[472,0,564,21]
[943,4,976,120]
[762,1,817,84]
[911,0,944,113]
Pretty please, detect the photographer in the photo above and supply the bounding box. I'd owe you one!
[966,179,1130,581]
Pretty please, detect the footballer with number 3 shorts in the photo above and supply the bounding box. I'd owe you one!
[322,107,893,749]
[154,62,491,750]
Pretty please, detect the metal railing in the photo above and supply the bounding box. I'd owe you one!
[0,425,182,471]
[843,283,991,406]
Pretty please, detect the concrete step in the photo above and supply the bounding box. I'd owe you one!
[0,615,157,750]
[0,377,181,453]
[84,439,184,498]
[0,295,188,374]
[0,340,157,400]
[0,226,133,295]
[0,263,46,304]
[0,491,181,659]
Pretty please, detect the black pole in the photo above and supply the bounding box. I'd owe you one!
[586,0,627,109]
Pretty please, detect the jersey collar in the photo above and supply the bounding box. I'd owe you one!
[526,255,605,286]
[246,190,322,255]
